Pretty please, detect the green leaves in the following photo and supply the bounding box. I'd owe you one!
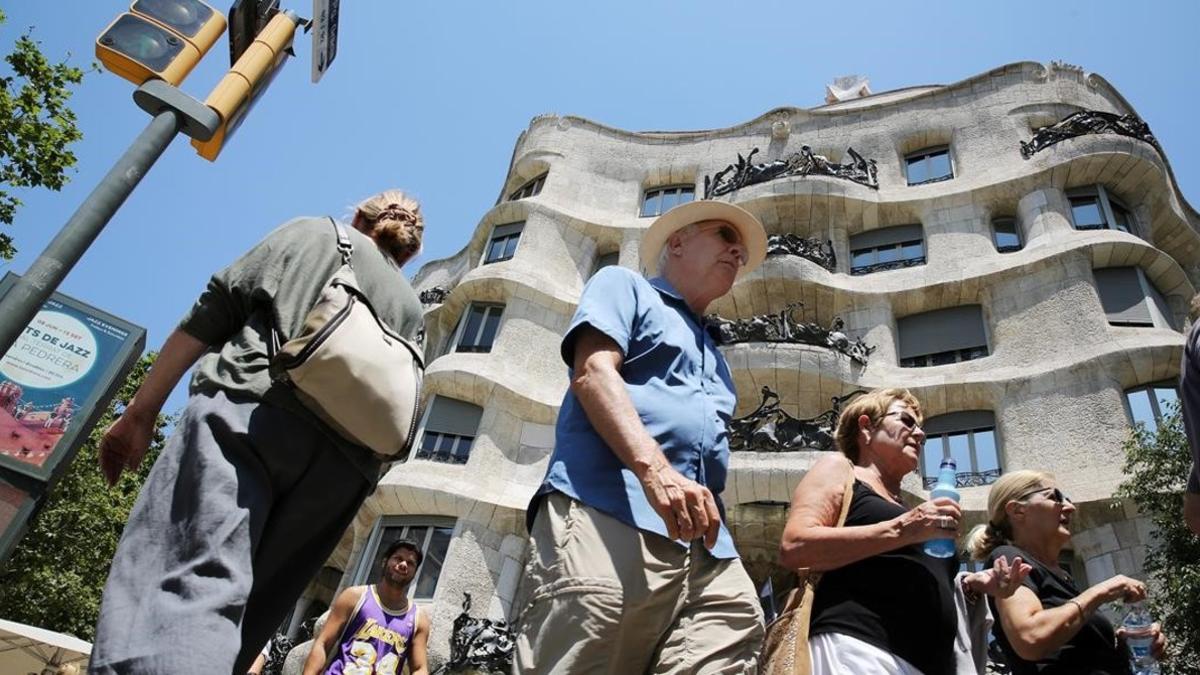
[1117,403,1200,674]
[0,354,166,640]
[0,10,92,260]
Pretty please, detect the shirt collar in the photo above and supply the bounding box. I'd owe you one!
[649,276,709,325]
[649,275,684,301]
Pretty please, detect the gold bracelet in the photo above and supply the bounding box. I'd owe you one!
[1068,599,1086,620]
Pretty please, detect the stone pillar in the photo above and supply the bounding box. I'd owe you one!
[1018,187,1073,245]
[1069,500,1152,585]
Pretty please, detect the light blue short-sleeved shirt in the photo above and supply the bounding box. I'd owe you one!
[529,266,740,559]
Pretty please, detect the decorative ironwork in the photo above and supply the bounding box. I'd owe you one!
[433,593,514,674]
[922,468,1002,490]
[1020,110,1158,159]
[703,146,879,198]
[849,256,926,276]
[419,285,451,306]
[707,304,876,366]
[766,234,837,272]
[729,386,866,453]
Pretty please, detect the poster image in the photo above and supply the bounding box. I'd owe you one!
[0,472,38,562]
[0,273,145,481]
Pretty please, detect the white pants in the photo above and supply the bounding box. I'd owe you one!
[809,632,925,675]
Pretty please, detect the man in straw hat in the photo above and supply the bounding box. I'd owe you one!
[513,200,768,673]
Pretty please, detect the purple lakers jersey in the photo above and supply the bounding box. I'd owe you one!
[326,586,418,675]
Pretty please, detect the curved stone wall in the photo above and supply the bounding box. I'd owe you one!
[317,61,1198,665]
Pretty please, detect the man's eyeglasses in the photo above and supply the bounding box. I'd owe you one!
[884,410,922,430]
[696,222,743,246]
[1017,486,1072,505]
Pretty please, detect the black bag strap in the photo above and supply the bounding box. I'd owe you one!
[331,216,354,267]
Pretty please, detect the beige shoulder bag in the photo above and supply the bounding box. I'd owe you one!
[760,461,856,675]
[270,218,424,458]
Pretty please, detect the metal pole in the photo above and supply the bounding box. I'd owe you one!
[0,109,181,357]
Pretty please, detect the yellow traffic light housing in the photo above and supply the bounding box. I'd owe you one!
[192,11,298,161]
[96,0,226,87]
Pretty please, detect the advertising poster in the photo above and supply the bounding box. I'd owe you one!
[0,273,145,482]
[0,472,38,562]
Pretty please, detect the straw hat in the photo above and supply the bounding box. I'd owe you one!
[639,200,767,279]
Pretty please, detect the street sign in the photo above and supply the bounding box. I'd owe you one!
[311,0,339,83]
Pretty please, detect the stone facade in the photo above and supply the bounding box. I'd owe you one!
[293,62,1199,666]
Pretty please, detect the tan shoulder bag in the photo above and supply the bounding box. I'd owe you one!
[269,218,424,458]
[759,462,856,675]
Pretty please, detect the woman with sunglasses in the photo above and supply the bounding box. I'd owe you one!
[966,471,1168,674]
[781,389,1029,674]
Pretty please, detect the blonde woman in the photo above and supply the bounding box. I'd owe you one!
[781,389,1029,675]
[967,471,1168,674]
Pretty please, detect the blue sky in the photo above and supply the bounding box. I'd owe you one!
[1,0,1197,413]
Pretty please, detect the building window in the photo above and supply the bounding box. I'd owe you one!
[452,303,504,353]
[508,173,546,201]
[849,224,925,275]
[355,517,456,601]
[593,251,620,276]
[898,305,989,368]
[483,222,524,264]
[1124,382,1180,433]
[641,185,695,217]
[921,411,1001,489]
[1068,186,1135,234]
[414,396,483,464]
[905,146,953,186]
[992,217,1022,253]
[1094,267,1173,329]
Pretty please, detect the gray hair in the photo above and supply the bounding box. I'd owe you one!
[653,223,699,276]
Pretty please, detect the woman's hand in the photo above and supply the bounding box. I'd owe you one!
[1116,621,1168,662]
[965,555,1033,599]
[897,497,962,544]
[1092,575,1147,604]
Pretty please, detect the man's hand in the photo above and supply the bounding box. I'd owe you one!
[637,456,721,548]
[99,407,156,486]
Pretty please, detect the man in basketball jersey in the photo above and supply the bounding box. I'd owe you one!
[303,539,430,675]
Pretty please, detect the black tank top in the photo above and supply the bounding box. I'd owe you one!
[808,480,958,675]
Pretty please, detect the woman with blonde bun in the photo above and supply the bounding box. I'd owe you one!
[967,470,1168,674]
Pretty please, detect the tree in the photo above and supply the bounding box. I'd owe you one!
[0,8,91,260]
[1117,404,1200,675]
[0,354,168,640]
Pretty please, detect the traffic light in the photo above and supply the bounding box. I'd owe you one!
[96,0,226,87]
[192,11,298,161]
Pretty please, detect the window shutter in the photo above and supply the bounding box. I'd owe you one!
[425,396,484,436]
[923,410,995,435]
[897,305,987,359]
[850,224,924,251]
[490,222,525,240]
[1094,267,1152,325]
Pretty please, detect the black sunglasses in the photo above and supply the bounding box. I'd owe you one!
[1017,486,1072,505]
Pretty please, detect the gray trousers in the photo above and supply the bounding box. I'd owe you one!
[89,390,376,675]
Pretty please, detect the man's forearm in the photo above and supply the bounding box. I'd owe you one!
[126,328,208,419]
[572,360,666,480]
[301,642,329,675]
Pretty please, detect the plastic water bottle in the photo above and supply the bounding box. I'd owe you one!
[923,458,959,558]
[1122,601,1160,675]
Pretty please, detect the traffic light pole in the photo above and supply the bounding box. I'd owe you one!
[0,81,219,360]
